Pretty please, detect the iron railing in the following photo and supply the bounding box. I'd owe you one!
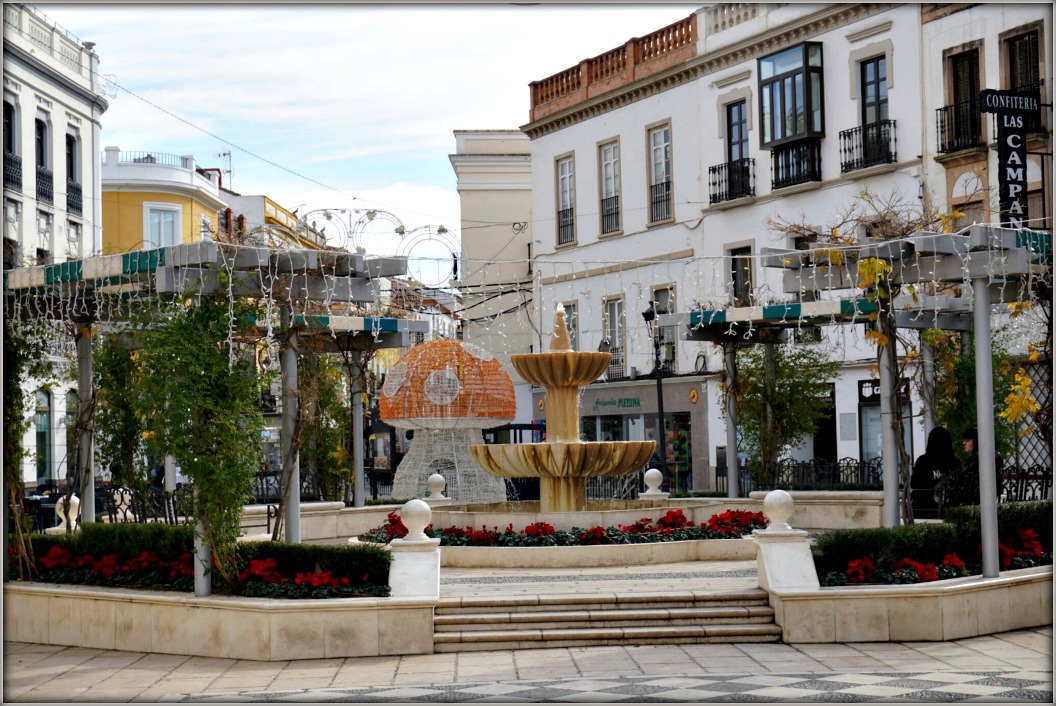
[936,99,982,153]
[601,195,620,234]
[586,474,640,501]
[557,206,575,244]
[4,151,21,190]
[66,180,82,216]
[771,139,822,190]
[36,165,53,204]
[839,119,897,172]
[650,180,672,221]
[935,464,1053,516]
[100,485,196,526]
[715,457,883,495]
[607,345,625,379]
[709,157,754,204]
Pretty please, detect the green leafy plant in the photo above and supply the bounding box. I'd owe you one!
[93,333,145,488]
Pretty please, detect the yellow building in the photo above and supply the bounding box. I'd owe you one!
[100,146,225,254]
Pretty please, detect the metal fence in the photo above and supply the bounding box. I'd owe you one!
[715,457,884,495]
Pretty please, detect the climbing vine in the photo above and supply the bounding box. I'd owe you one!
[132,288,266,586]
[93,332,145,489]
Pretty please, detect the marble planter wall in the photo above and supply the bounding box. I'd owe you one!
[2,583,436,661]
[768,565,1053,643]
[440,537,756,568]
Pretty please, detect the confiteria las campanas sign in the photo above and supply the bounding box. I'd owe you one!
[979,89,1042,229]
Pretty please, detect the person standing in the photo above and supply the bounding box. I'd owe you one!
[961,427,1004,505]
[911,427,960,518]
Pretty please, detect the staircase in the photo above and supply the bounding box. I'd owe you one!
[434,588,781,652]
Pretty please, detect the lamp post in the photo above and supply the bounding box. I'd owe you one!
[642,302,668,488]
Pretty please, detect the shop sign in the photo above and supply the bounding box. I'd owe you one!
[858,378,910,403]
[592,397,641,412]
[980,89,1041,229]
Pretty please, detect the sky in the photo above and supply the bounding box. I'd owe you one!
[36,1,698,275]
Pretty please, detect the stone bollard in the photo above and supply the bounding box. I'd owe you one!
[752,489,819,591]
[387,498,442,599]
[423,473,452,508]
[640,468,669,500]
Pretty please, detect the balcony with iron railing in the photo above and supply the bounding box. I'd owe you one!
[529,14,697,122]
[650,180,672,222]
[709,158,755,204]
[936,99,982,154]
[771,139,822,190]
[601,195,620,234]
[66,180,82,216]
[36,166,53,204]
[557,207,575,245]
[839,119,897,173]
[4,151,21,191]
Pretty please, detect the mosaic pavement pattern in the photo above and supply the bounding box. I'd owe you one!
[178,670,1053,703]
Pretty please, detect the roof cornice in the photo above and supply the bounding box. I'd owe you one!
[521,3,891,139]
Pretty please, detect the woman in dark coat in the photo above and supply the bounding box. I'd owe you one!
[911,426,960,518]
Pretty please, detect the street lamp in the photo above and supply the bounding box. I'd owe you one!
[642,301,669,488]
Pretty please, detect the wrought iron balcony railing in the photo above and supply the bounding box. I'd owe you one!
[709,157,755,204]
[4,151,21,191]
[771,138,822,190]
[557,206,575,245]
[936,99,982,153]
[650,180,672,222]
[66,180,82,216]
[839,119,897,172]
[601,195,620,234]
[36,165,53,204]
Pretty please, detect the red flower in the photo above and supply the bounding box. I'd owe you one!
[846,556,875,583]
[998,542,1015,569]
[942,553,965,570]
[1015,528,1043,558]
[238,557,282,585]
[39,545,72,569]
[90,554,120,578]
[126,551,160,572]
[522,521,555,538]
[656,509,689,529]
[384,512,409,539]
[893,558,938,582]
[580,526,608,545]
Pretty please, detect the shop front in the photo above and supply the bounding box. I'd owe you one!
[531,376,709,492]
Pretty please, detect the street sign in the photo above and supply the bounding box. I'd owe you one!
[980,89,1042,229]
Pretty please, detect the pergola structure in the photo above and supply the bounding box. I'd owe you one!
[4,240,427,593]
[661,224,1050,578]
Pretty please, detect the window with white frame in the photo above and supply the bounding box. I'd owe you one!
[603,297,625,378]
[648,124,672,222]
[599,141,620,234]
[556,156,575,245]
[144,203,181,248]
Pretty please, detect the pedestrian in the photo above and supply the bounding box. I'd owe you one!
[961,427,1004,505]
[910,426,959,518]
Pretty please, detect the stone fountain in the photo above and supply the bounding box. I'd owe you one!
[470,309,655,512]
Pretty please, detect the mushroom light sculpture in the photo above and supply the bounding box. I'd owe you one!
[380,339,515,504]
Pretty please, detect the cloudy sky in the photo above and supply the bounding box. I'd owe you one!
[39,1,697,262]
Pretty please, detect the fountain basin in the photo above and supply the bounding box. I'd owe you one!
[511,351,610,388]
[470,441,654,479]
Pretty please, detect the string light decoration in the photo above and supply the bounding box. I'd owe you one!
[380,338,515,504]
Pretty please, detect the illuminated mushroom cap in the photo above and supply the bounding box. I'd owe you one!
[379,339,516,430]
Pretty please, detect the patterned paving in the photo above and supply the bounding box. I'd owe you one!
[178,670,1053,703]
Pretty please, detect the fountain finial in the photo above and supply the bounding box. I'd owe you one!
[550,308,573,352]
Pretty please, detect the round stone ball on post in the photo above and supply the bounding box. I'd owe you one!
[399,498,433,541]
[762,489,794,531]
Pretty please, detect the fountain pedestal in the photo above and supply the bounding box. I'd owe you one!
[471,309,655,513]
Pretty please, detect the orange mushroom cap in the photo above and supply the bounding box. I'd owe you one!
[379,339,516,430]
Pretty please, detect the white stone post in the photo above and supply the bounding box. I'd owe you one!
[753,490,819,591]
[640,468,669,500]
[387,499,441,599]
[424,473,452,507]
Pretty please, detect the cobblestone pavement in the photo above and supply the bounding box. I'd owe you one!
[5,627,1051,703]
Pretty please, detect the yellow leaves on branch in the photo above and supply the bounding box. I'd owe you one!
[1007,301,1031,318]
[864,330,889,348]
[999,368,1040,425]
[939,210,965,234]
[1027,342,1042,363]
[857,257,892,289]
[812,247,844,266]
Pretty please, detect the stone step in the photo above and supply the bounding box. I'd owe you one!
[435,589,771,615]
[434,605,775,632]
[433,623,783,653]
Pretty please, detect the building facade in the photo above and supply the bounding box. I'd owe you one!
[449,130,537,425]
[520,3,1051,492]
[4,3,109,489]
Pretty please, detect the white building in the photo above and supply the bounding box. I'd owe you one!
[4,3,109,489]
[519,3,1051,491]
[449,130,536,426]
